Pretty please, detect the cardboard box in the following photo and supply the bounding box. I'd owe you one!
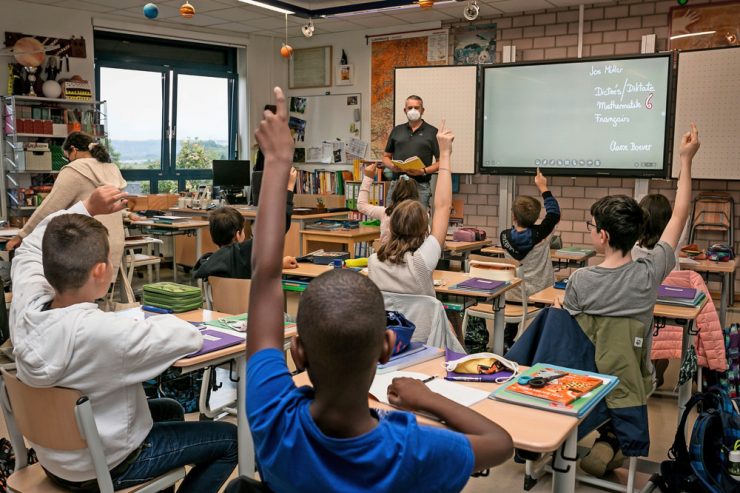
[23,143,52,171]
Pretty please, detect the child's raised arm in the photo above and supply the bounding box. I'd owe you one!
[248,87,295,358]
[660,122,699,250]
[430,121,454,248]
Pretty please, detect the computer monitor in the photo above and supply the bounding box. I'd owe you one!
[251,171,263,207]
[212,160,250,189]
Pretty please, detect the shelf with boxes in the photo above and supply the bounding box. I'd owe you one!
[1,95,107,219]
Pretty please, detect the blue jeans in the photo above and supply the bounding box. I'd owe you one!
[112,399,238,493]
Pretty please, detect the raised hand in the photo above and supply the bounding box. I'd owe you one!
[436,119,454,155]
[534,167,548,192]
[363,162,377,179]
[255,87,294,168]
[83,185,128,217]
[679,122,700,162]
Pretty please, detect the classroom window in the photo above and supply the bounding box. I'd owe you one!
[95,31,237,194]
[100,67,163,171]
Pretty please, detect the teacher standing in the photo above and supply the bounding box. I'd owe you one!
[383,95,439,209]
[6,132,137,281]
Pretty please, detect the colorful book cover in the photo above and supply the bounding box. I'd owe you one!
[506,369,603,405]
[490,363,619,417]
[452,278,507,292]
[658,285,697,299]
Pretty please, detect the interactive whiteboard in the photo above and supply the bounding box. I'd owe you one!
[480,54,672,177]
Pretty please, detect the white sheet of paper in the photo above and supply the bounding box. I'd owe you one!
[369,371,488,407]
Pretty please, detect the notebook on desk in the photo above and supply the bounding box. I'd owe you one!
[188,329,244,357]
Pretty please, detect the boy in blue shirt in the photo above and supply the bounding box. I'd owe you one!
[245,87,514,493]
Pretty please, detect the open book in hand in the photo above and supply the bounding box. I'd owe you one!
[391,156,426,172]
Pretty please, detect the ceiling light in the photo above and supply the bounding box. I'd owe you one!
[326,0,457,18]
[237,0,294,15]
[301,19,315,37]
[463,0,479,21]
[669,30,716,40]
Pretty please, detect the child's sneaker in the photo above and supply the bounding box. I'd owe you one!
[580,439,621,477]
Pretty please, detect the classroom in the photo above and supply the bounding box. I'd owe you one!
[0,0,739,492]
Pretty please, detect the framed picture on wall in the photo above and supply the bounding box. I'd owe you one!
[289,46,332,89]
[336,64,354,86]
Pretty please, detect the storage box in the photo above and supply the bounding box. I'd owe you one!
[52,124,68,137]
[23,143,52,171]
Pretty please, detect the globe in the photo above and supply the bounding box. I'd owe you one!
[143,3,159,19]
[13,37,45,67]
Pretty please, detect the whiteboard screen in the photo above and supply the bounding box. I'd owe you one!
[673,47,740,180]
[481,54,672,177]
[394,66,477,174]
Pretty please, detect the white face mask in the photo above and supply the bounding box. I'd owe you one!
[406,108,421,122]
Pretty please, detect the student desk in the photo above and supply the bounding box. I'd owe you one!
[169,206,348,257]
[173,309,297,476]
[528,285,707,424]
[300,226,380,259]
[481,246,596,269]
[292,356,595,493]
[129,219,209,283]
[678,257,736,327]
[443,238,493,268]
[434,271,522,354]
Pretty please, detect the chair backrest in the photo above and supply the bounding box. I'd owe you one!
[208,276,251,314]
[690,193,734,243]
[0,369,87,450]
[381,291,465,353]
[469,259,518,282]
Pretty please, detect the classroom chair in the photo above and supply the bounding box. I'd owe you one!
[0,369,185,493]
[460,256,540,351]
[205,276,251,314]
[381,291,465,352]
[123,236,163,285]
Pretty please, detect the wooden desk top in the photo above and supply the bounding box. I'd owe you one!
[679,257,737,274]
[300,226,380,239]
[173,309,297,367]
[444,238,492,253]
[481,245,596,263]
[293,356,579,453]
[283,263,333,278]
[433,270,522,298]
[528,286,707,320]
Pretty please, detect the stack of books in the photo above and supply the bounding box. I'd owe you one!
[657,285,706,307]
[152,215,189,224]
[376,342,443,374]
[451,278,508,294]
[490,363,618,417]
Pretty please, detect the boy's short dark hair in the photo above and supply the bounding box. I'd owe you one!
[209,207,245,247]
[42,214,110,293]
[512,196,541,228]
[591,195,647,255]
[297,270,386,370]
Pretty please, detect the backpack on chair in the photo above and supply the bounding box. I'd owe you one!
[650,387,740,493]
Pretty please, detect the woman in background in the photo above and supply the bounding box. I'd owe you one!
[6,132,138,280]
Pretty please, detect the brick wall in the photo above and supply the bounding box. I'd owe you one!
[448,0,740,298]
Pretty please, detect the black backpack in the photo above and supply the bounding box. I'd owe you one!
[650,387,740,493]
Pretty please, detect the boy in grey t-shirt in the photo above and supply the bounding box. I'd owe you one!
[559,123,700,477]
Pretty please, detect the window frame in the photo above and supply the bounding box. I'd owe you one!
[94,32,238,193]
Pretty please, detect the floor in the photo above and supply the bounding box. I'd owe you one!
[7,263,740,492]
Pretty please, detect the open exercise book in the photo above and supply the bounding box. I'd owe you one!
[369,371,488,408]
[490,364,618,417]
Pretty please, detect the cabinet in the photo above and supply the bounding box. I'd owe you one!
[0,96,107,221]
